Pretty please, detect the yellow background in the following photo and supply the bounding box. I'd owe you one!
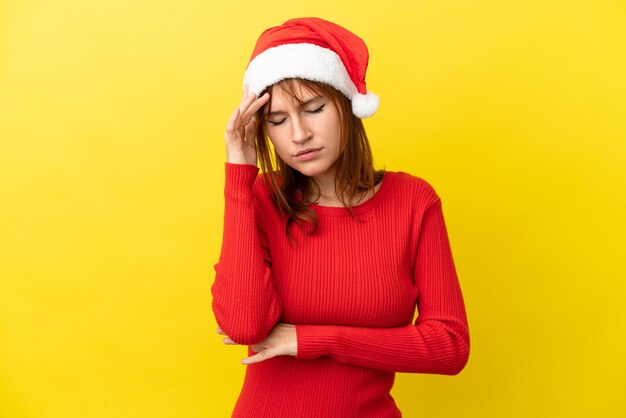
[1,0,625,417]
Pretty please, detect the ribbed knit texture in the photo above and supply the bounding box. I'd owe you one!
[212,162,470,418]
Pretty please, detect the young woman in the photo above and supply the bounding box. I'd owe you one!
[212,17,470,418]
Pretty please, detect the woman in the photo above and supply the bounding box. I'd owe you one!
[212,17,470,418]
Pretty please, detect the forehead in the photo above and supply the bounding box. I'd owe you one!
[273,78,313,96]
[266,80,323,110]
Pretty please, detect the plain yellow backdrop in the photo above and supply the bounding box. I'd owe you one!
[1,0,625,417]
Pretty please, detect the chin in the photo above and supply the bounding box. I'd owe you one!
[290,162,330,178]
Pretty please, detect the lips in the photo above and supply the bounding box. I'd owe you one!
[295,147,321,156]
[294,148,323,162]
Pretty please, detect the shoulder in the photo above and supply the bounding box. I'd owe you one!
[252,171,268,191]
[387,170,441,208]
[251,171,278,211]
[252,171,276,195]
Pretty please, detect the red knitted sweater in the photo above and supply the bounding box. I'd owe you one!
[212,162,470,417]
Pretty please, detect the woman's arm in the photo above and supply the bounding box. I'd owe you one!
[211,162,283,346]
[295,198,470,375]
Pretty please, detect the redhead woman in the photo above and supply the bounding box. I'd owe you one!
[212,17,470,418]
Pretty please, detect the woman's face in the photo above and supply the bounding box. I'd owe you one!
[262,79,341,179]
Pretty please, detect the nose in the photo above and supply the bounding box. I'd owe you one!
[291,115,312,144]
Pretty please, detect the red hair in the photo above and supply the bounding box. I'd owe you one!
[254,78,385,244]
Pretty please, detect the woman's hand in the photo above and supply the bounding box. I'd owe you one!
[216,323,298,365]
[224,84,270,166]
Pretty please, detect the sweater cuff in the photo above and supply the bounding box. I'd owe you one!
[295,324,340,360]
[224,162,259,200]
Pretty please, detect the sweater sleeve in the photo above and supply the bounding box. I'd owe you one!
[211,162,283,346]
[294,198,470,375]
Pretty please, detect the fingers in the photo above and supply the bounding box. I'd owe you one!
[230,94,255,140]
[238,84,270,127]
[225,107,241,141]
[250,344,266,353]
[239,91,257,119]
[241,347,275,365]
[244,115,257,142]
[239,83,251,108]
[240,92,270,126]
[216,322,292,365]
[225,87,270,145]
[217,328,237,345]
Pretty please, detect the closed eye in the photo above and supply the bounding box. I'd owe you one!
[267,104,326,126]
[267,118,286,126]
[308,104,325,113]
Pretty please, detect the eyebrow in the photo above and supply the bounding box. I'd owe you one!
[265,96,324,118]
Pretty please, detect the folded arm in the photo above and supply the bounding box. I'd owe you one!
[211,163,283,346]
[295,198,470,375]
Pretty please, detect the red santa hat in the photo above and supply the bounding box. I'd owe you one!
[243,17,379,118]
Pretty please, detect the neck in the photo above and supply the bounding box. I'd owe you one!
[311,173,337,201]
[306,167,380,207]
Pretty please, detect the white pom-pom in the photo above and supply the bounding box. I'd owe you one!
[351,91,380,118]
